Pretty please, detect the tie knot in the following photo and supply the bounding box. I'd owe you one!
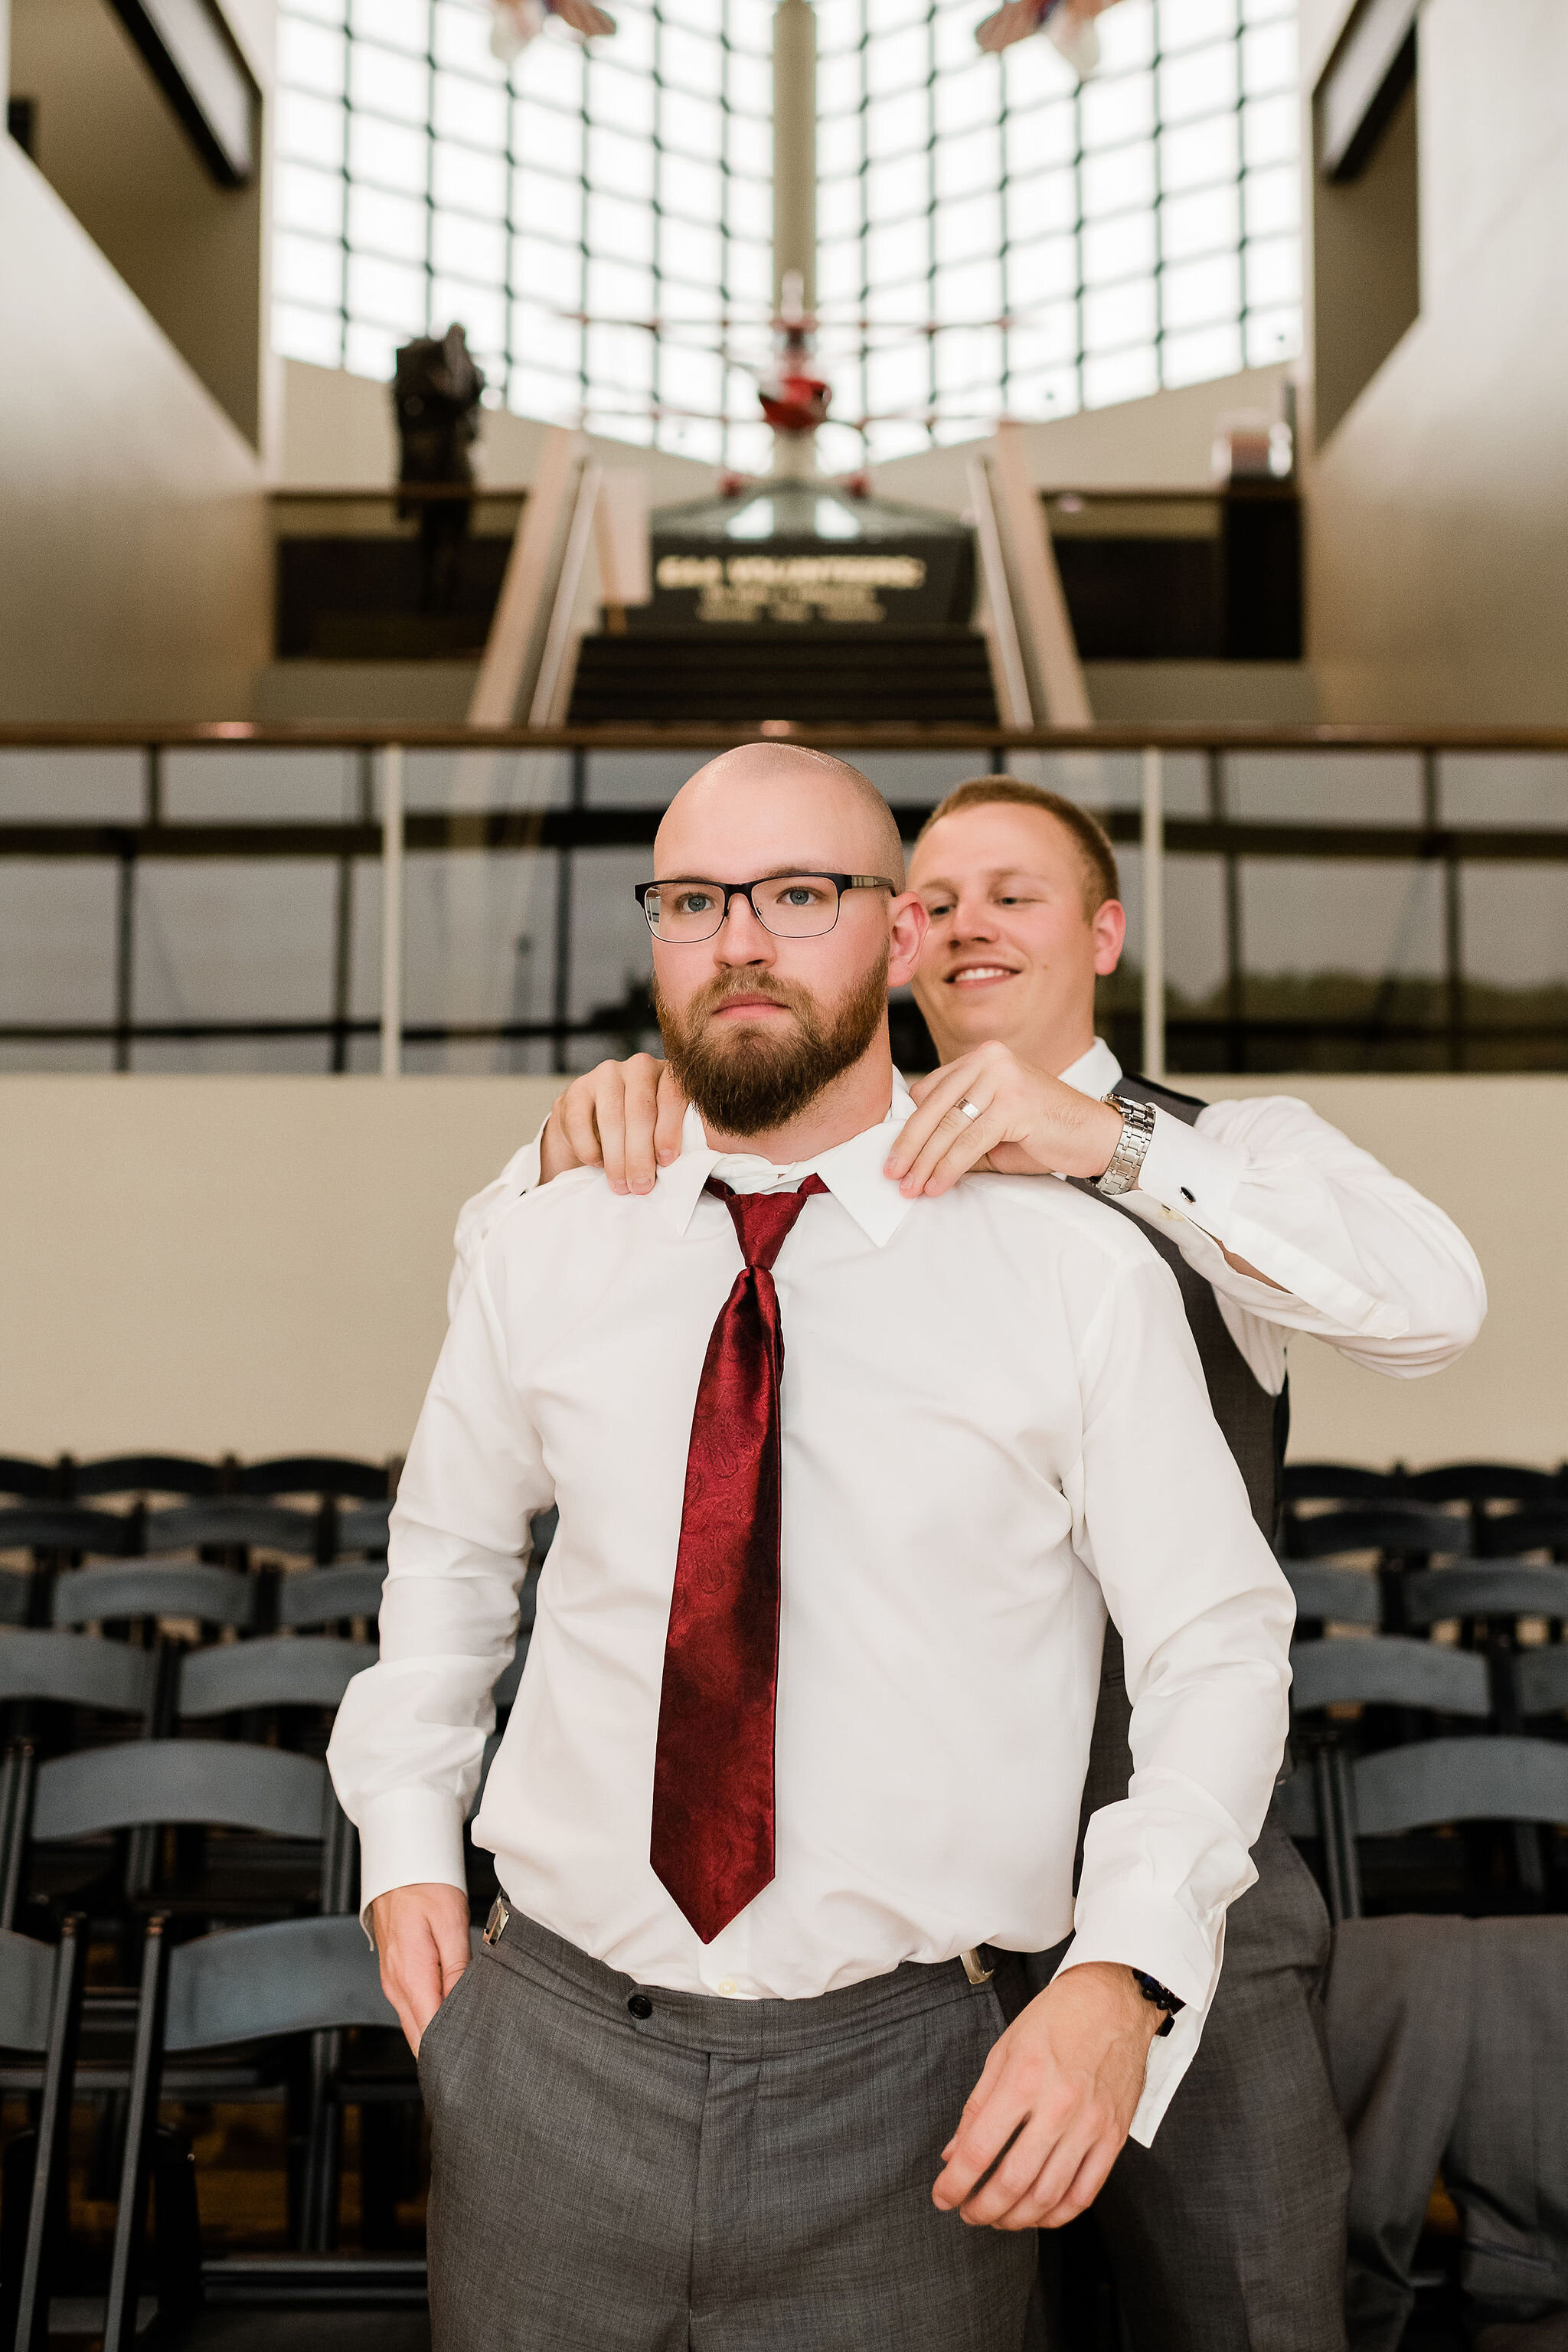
[707,1173,828,1273]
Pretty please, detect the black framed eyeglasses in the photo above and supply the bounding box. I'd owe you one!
[634,873,897,943]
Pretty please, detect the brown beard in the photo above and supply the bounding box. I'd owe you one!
[654,955,889,1136]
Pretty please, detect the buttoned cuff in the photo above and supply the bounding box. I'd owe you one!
[1134,1109,1244,1236]
[356,1787,470,1936]
[1052,1890,1231,2146]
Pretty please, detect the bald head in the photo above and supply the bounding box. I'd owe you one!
[655,743,905,887]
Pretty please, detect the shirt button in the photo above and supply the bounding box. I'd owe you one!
[627,1993,653,2020]
[717,1978,736,1996]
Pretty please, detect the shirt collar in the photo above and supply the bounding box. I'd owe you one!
[1059,1037,1122,1100]
[655,1083,918,1249]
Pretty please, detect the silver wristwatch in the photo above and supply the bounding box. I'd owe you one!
[1094,1094,1156,1197]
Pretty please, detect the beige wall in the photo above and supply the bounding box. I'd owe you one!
[873,364,1295,512]
[278,358,714,501]
[0,142,269,723]
[1299,0,1568,723]
[0,1073,1557,1474]
[10,0,272,449]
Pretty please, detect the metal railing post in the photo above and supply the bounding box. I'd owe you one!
[1141,744,1165,1081]
[380,743,404,1079]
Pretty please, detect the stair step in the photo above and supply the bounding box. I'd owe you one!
[568,627,998,726]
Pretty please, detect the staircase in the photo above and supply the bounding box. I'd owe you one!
[567,625,998,726]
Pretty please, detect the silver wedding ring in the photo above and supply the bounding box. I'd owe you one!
[958,1098,981,1121]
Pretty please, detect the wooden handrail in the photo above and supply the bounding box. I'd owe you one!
[1,722,1566,753]
[267,484,529,504]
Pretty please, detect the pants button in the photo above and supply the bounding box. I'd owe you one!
[627,1993,653,2020]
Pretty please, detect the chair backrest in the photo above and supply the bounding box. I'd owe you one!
[278,1565,384,1629]
[0,1508,132,1559]
[1351,1736,1568,1836]
[1287,1507,1471,1562]
[178,1635,374,1720]
[1283,1465,1403,1504]
[1402,1563,1568,1628]
[238,1458,391,1501]
[164,1914,408,2050]
[1514,1646,1568,1721]
[1404,1464,1560,1508]
[1476,1507,1568,1560]
[32,1740,330,1844]
[0,1630,160,1714]
[142,1502,318,1558]
[0,1460,57,1504]
[53,1564,257,1631]
[0,1928,62,2054]
[1290,1636,1491,1718]
[69,1457,220,1501]
[333,1505,391,1559]
[1285,1564,1381,1627]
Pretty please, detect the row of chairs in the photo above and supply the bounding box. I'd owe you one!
[1285,1458,1568,1514]
[0,1501,392,1589]
[0,1455,397,1504]
[0,1906,433,2349]
[1279,1733,1568,1923]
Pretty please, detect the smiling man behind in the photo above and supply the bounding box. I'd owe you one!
[329,743,1293,2352]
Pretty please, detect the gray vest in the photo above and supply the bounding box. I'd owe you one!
[1074,1075,1289,1823]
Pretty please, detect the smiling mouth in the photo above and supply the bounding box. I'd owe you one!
[946,965,1018,988]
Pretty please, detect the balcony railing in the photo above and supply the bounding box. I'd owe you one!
[2,722,1566,1080]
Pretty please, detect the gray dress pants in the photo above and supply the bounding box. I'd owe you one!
[1325,1914,1568,2351]
[1036,1646,1351,2352]
[420,1907,1037,2352]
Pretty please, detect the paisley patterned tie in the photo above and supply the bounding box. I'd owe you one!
[650,1174,828,1942]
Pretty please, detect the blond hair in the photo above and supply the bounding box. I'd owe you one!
[915,776,1119,914]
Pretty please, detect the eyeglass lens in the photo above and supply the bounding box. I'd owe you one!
[645,877,842,942]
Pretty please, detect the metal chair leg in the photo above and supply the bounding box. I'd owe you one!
[103,1919,171,2352]
[14,1916,88,2352]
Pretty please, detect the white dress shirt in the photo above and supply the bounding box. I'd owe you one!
[1057,1040,1487,1392]
[450,1047,1485,1396]
[332,1084,1293,2144]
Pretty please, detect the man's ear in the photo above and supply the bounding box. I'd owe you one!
[1093,897,1127,978]
[887,891,929,988]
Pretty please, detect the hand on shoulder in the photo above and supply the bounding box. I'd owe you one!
[885,1042,1125,1198]
[539,1054,691,1194]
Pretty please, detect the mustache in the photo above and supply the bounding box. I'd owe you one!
[686,972,816,1021]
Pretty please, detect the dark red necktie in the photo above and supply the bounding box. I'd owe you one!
[650,1173,828,1943]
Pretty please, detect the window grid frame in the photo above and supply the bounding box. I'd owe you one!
[273,0,1300,465]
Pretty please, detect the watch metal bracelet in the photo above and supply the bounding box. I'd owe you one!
[1094,1095,1156,1198]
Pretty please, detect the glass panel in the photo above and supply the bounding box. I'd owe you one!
[1439,754,1568,828]
[1240,861,1446,1070]
[162,750,360,821]
[1226,753,1423,825]
[1459,867,1568,1070]
[0,751,144,818]
[392,849,560,1073]
[0,865,119,1024]
[133,864,338,1029]
[567,847,659,1070]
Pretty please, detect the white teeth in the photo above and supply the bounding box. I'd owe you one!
[949,965,1013,982]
